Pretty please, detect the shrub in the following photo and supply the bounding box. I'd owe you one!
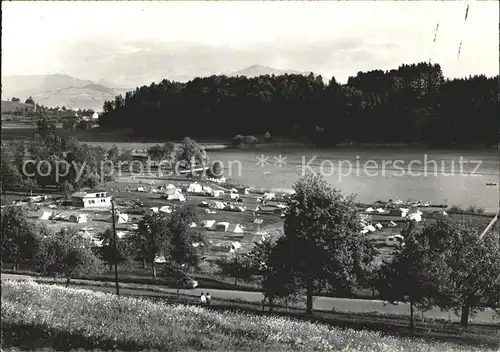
[244,135,258,145]
[232,134,245,146]
[264,132,272,143]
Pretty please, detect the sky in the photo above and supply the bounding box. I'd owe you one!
[2,1,498,86]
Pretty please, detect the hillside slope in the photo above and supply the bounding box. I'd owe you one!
[2,280,495,351]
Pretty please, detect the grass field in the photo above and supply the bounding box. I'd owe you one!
[2,280,498,351]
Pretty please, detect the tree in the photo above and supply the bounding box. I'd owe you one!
[175,137,207,168]
[11,97,20,102]
[21,178,37,197]
[59,181,75,199]
[35,228,103,286]
[422,221,500,328]
[232,134,245,146]
[25,96,35,105]
[1,150,22,200]
[377,222,436,330]
[130,205,203,279]
[162,142,175,162]
[264,132,272,143]
[244,135,258,145]
[216,252,252,287]
[96,229,134,271]
[206,161,223,179]
[1,207,39,271]
[280,172,376,313]
[147,144,165,163]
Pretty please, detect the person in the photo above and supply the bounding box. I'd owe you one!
[206,293,211,306]
[200,292,206,306]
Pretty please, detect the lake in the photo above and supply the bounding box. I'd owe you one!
[209,147,499,213]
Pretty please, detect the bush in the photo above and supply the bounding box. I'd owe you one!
[232,134,245,146]
[264,132,272,143]
[244,135,258,145]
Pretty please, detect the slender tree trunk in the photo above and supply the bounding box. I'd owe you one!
[66,277,71,287]
[152,262,157,279]
[409,300,415,331]
[234,277,238,287]
[306,278,313,314]
[460,304,470,328]
[269,296,274,313]
[109,264,113,271]
[142,258,146,269]
[11,261,16,271]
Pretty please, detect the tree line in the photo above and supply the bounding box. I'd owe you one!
[99,62,499,148]
[2,172,499,329]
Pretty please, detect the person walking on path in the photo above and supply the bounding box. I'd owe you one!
[206,293,211,306]
[200,292,206,306]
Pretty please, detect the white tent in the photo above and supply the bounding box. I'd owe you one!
[375,223,383,230]
[211,190,224,198]
[408,213,422,222]
[189,222,197,228]
[230,188,238,193]
[365,225,376,232]
[110,213,128,224]
[231,242,242,250]
[211,201,225,209]
[154,256,167,264]
[167,193,186,202]
[70,214,87,223]
[137,187,145,192]
[232,224,244,233]
[361,228,369,235]
[215,222,230,232]
[165,184,177,196]
[365,207,374,212]
[150,207,159,213]
[188,183,203,193]
[388,221,397,227]
[116,231,129,239]
[203,186,213,194]
[39,211,52,220]
[263,192,275,200]
[376,208,385,213]
[202,220,215,228]
[230,193,239,200]
[159,205,172,213]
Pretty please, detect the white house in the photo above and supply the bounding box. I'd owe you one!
[71,191,111,208]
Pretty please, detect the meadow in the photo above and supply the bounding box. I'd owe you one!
[3,280,498,351]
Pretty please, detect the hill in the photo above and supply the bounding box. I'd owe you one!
[2,280,496,351]
[231,64,311,77]
[30,85,129,111]
[1,74,130,111]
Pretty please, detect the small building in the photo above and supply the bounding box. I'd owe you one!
[71,190,111,208]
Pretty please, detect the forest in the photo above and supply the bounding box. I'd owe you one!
[99,62,499,148]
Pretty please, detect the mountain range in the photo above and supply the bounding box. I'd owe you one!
[1,65,312,110]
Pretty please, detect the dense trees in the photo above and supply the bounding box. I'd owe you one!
[99,62,498,147]
[377,221,500,328]
[35,228,103,286]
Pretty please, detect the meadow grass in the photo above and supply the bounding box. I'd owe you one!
[2,280,496,351]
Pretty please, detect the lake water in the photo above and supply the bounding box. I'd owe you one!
[209,148,499,213]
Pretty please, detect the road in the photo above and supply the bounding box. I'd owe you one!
[2,273,498,324]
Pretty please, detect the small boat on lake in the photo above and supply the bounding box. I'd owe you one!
[486,181,498,186]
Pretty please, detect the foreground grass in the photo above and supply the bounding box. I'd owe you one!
[2,281,496,351]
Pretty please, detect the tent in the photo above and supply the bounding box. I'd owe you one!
[155,256,167,264]
[215,222,230,232]
[211,190,224,198]
[165,184,177,196]
[408,213,422,222]
[150,207,159,213]
[202,220,215,228]
[263,192,275,200]
[167,193,186,202]
[116,231,129,239]
[137,187,145,192]
[232,224,244,233]
[376,208,385,213]
[230,188,238,193]
[203,186,212,194]
[189,222,197,228]
[375,223,383,230]
[159,205,172,213]
[110,213,128,224]
[70,214,87,224]
[211,201,225,209]
[365,207,374,212]
[230,193,239,200]
[39,211,52,220]
[187,183,203,194]
[231,242,242,251]
[365,225,376,232]
[388,221,397,227]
